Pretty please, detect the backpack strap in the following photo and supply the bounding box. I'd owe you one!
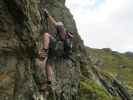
[65,32,74,39]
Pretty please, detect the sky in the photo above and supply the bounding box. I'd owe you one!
[66,0,133,53]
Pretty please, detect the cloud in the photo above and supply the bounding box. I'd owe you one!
[66,0,132,52]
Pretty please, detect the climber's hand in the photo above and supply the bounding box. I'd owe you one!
[38,48,48,60]
[43,9,49,17]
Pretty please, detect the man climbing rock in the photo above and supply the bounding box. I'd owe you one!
[37,9,73,96]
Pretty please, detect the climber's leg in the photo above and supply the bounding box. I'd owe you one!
[40,65,52,95]
[38,32,50,59]
[43,32,50,50]
[39,32,52,93]
[42,32,53,83]
[46,63,53,84]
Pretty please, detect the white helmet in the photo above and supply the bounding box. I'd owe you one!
[56,21,64,26]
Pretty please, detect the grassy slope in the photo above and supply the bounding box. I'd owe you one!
[80,79,120,100]
[87,48,133,89]
[80,47,133,100]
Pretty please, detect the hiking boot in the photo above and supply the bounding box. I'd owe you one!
[39,81,52,92]
[39,81,52,98]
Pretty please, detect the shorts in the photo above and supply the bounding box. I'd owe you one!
[47,35,64,64]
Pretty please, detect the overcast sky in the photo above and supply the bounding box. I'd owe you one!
[66,0,133,53]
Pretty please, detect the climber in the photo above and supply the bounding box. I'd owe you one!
[38,9,73,91]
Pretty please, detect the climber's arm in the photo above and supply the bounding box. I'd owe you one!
[44,9,57,26]
[48,15,57,26]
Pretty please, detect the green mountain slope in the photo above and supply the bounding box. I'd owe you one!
[87,48,133,89]
[80,47,133,100]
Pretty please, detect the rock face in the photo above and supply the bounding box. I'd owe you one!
[0,0,85,100]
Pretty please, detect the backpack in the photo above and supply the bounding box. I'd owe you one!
[63,32,73,55]
[56,22,74,56]
[49,32,73,57]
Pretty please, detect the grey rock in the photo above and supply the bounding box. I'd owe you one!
[0,0,86,100]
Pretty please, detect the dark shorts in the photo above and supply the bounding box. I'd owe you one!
[47,35,64,64]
